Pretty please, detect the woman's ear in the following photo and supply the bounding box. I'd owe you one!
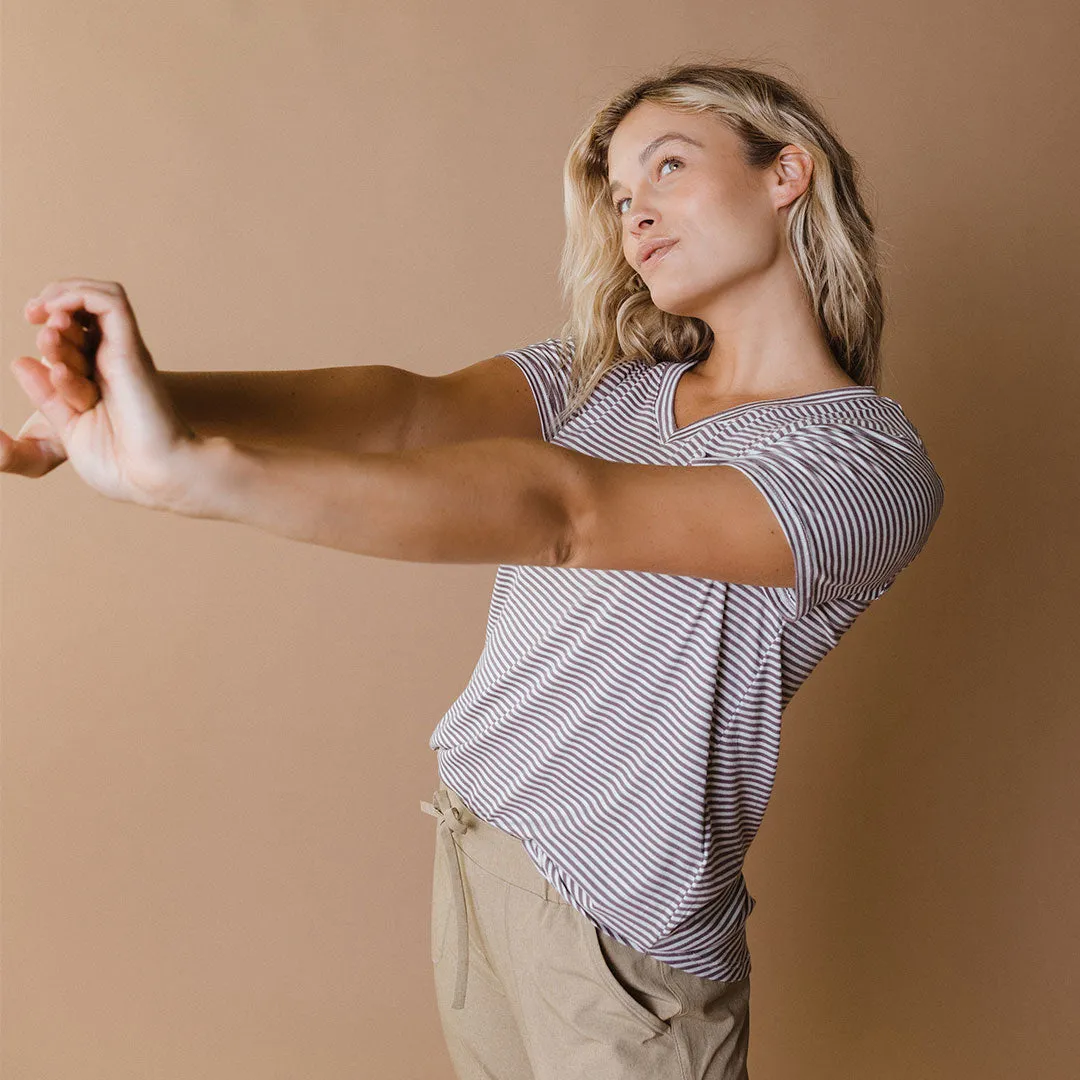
[773,145,814,209]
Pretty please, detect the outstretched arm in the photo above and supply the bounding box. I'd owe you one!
[167,432,797,588]
[14,276,799,589]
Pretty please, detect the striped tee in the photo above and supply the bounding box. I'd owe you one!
[428,338,945,981]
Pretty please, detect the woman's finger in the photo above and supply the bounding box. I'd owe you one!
[48,356,101,412]
[12,350,100,415]
[39,322,93,378]
[28,296,97,377]
[0,426,67,478]
[33,283,143,360]
[26,278,119,316]
[10,355,78,442]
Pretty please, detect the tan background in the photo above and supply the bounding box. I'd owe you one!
[3,2,1077,1078]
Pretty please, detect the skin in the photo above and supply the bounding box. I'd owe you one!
[2,301,95,476]
[8,282,198,506]
[606,101,858,410]
[2,277,798,586]
[0,111,848,582]
[2,104,852,482]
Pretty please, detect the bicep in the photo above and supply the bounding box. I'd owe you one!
[405,354,543,449]
[561,457,797,587]
[558,421,944,622]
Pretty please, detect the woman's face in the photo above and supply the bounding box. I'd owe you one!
[606,101,787,320]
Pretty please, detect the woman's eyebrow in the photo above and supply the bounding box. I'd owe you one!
[607,132,705,195]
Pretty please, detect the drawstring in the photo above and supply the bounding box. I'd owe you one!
[420,788,470,1009]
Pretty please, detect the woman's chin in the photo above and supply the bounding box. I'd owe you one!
[648,289,697,318]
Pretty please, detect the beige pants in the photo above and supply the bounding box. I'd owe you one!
[421,779,751,1079]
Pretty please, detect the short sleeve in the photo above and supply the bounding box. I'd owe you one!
[721,419,945,621]
[499,338,573,442]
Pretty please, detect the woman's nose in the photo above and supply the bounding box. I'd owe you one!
[628,200,659,230]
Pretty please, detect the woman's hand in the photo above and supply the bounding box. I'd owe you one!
[6,278,202,509]
[1,292,98,477]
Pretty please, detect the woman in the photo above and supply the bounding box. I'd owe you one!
[6,60,944,1080]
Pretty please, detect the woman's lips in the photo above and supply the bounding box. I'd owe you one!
[644,240,678,266]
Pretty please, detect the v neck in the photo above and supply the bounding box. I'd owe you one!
[657,359,880,443]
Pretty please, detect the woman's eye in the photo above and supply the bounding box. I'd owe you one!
[613,156,683,215]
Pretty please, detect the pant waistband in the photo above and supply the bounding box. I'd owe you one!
[421,779,570,1010]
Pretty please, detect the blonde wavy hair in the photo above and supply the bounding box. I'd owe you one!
[549,58,888,432]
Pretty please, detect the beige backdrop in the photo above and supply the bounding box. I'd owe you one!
[3,2,1077,1078]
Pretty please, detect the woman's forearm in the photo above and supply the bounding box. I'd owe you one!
[158,364,421,456]
[164,434,571,568]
